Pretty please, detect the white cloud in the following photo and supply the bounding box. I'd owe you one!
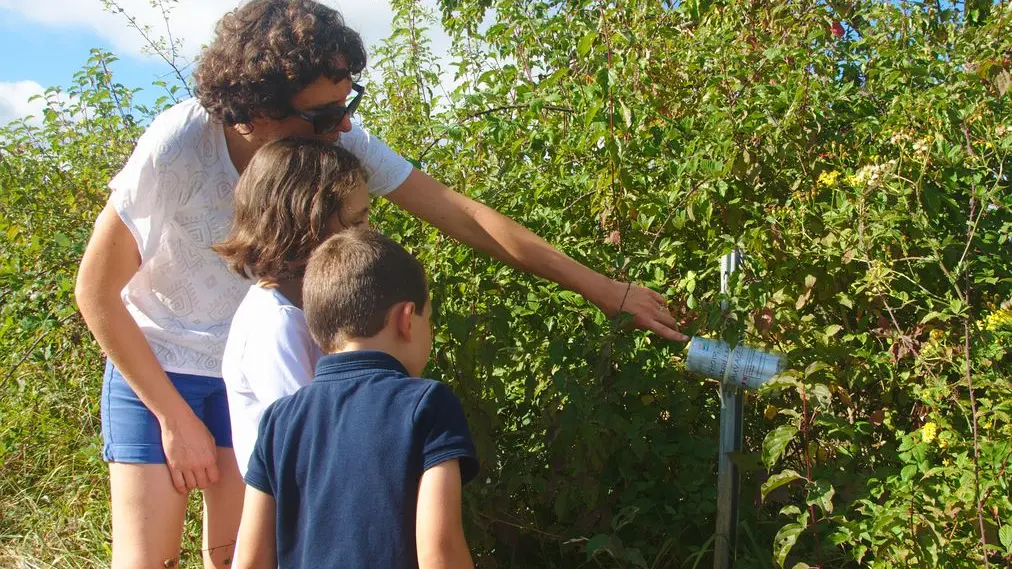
[0,80,46,127]
[0,0,453,70]
[0,1,462,123]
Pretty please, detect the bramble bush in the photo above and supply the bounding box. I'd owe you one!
[1,1,1009,568]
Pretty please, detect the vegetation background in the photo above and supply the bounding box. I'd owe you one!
[1,0,1009,567]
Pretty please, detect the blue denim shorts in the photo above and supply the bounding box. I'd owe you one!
[100,360,233,463]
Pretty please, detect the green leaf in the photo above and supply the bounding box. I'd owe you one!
[621,547,648,568]
[808,384,832,408]
[805,361,830,378]
[999,525,1012,551]
[611,506,639,531]
[806,480,835,514]
[763,371,800,390]
[762,469,803,501]
[823,324,843,338]
[585,533,612,558]
[577,31,598,57]
[779,505,802,517]
[774,522,804,567]
[763,425,799,470]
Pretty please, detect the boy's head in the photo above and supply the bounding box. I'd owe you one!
[194,0,366,138]
[303,229,433,376]
[214,137,369,282]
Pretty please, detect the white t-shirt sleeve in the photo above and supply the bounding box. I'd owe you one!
[107,122,187,264]
[338,119,414,196]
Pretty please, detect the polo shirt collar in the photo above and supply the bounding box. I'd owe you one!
[315,350,410,379]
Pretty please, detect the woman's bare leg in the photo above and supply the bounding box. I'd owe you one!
[200,446,245,568]
[109,463,189,569]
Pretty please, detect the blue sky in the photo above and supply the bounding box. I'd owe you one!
[0,0,452,126]
[0,8,169,118]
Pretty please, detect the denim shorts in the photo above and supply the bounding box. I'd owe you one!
[101,360,233,463]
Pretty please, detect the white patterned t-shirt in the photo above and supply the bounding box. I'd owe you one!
[108,98,412,377]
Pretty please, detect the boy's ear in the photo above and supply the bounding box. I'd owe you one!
[393,301,417,341]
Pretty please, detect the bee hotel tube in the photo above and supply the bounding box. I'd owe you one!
[686,337,785,391]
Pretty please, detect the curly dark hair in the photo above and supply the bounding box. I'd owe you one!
[212,138,367,281]
[194,0,367,126]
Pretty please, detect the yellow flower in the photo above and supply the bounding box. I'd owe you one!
[920,422,938,444]
[983,309,1012,331]
[817,170,841,188]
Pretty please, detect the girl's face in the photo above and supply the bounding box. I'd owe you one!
[327,180,370,235]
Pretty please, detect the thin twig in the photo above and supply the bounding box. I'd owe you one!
[477,511,565,541]
[962,188,989,567]
[648,182,701,254]
[99,58,128,122]
[155,0,190,96]
[3,313,78,385]
[466,104,574,121]
[104,0,191,98]
[417,104,574,160]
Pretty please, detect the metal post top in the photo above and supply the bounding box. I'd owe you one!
[719,249,742,296]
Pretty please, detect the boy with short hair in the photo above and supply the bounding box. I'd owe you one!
[235,229,479,569]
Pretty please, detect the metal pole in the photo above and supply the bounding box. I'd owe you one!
[714,250,743,569]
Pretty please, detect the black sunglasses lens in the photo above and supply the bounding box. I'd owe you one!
[313,109,345,135]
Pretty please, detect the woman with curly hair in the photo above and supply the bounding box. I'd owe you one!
[74,1,688,567]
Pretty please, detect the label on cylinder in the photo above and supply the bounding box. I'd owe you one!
[686,336,784,390]
[685,337,732,379]
[727,345,784,390]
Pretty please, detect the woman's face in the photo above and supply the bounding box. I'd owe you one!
[252,56,357,144]
[284,74,357,144]
[327,180,370,235]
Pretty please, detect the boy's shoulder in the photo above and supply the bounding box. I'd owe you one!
[278,361,454,415]
[257,359,479,483]
[257,368,455,442]
[310,364,447,404]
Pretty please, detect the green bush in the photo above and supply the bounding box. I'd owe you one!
[1,1,1009,567]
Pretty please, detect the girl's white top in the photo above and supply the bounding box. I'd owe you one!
[108,98,412,377]
[222,286,322,476]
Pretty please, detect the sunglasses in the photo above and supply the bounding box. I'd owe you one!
[293,83,365,135]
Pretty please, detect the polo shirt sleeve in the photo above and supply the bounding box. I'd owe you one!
[414,382,479,484]
[337,119,413,197]
[243,402,278,496]
[107,118,187,265]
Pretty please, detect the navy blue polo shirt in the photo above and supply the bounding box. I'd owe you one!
[245,350,479,569]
